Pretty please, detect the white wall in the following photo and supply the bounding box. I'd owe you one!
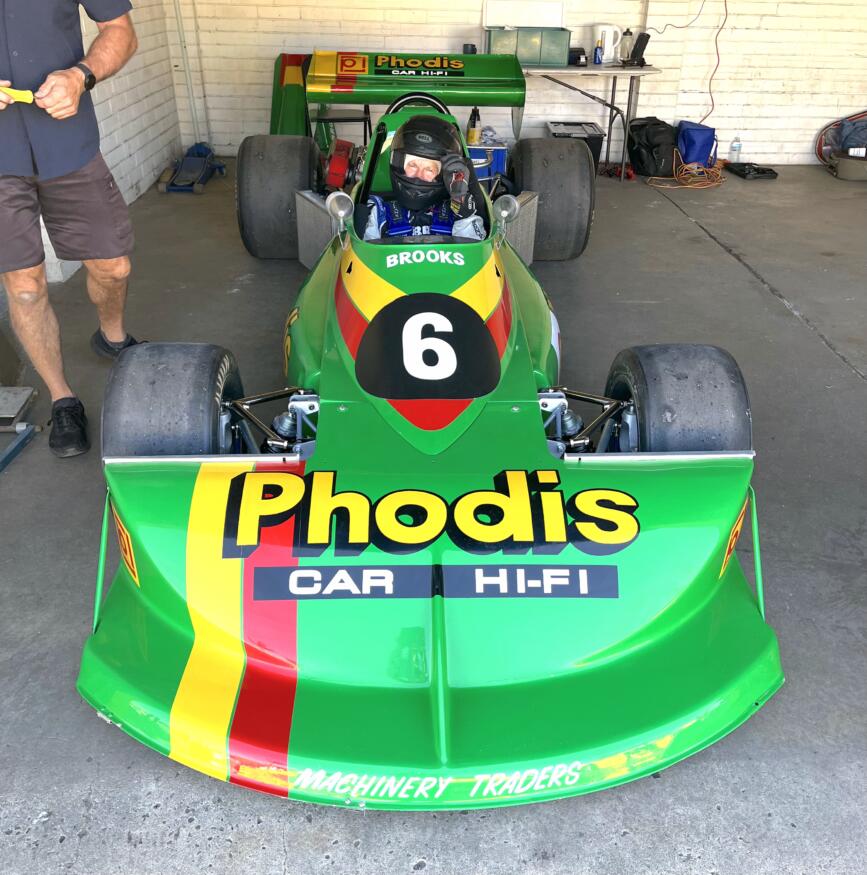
[165,0,867,164]
[84,0,182,202]
[642,0,867,163]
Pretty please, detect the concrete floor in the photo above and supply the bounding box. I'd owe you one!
[1,166,864,875]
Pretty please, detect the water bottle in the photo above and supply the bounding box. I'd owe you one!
[593,40,603,65]
[620,29,634,62]
[728,136,742,164]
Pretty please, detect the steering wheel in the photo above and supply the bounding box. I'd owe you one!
[384,92,451,116]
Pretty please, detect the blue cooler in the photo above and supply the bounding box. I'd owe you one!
[469,145,508,192]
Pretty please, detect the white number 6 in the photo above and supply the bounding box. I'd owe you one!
[402,312,457,381]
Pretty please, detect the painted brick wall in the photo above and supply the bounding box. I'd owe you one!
[84,0,182,202]
[647,0,867,163]
[164,0,867,164]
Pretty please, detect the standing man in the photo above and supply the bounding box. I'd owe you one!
[0,2,139,457]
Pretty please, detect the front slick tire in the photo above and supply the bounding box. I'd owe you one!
[102,343,244,457]
[604,344,752,452]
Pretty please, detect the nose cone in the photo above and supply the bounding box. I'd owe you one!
[79,440,782,809]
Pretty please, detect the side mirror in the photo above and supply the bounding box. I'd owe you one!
[493,194,520,225]
[493,194,520,249]
[325,191,354,234]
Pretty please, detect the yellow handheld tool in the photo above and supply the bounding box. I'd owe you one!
[0,86,34,104]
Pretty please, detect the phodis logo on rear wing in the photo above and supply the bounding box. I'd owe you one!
[338,54,369,75]
[223,469,639,558]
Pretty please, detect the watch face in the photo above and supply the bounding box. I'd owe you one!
[78,65,95,90]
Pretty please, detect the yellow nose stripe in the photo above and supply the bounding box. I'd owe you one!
[340,246,404,322]
[450,251,506,321]
[169,462,254,781]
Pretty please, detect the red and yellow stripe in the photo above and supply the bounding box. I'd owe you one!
[228,461,306,795]
[168,459,306,795]
[169,462,253,780]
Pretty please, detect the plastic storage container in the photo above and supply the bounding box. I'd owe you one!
[485,27,571,67]
[468,145,509,192]
[546,121,606,170]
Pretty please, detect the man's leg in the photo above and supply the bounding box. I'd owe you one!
[1,264,74,401]
[0,172,75,401]
[2,264,88,457]
[0,171,89,456]
[40,154,136,358]
[83,256,132,344]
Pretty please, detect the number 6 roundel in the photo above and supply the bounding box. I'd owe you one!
[334,251,513,430]
[355,293,500,400]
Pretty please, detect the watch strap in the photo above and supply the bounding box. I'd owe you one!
[76,63,96,91]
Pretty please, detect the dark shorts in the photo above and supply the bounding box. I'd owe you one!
[0,153,134,274]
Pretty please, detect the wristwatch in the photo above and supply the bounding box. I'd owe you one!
[75,63,97,91]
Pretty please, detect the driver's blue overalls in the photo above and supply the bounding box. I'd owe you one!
[363,196,485,241]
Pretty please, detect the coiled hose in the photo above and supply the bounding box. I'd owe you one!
[815,109,867,165]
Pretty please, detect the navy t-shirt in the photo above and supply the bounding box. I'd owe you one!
[0,0,133,179]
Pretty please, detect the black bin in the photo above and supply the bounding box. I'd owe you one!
[546,121,606,171]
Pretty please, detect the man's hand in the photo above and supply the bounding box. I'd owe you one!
[0,80,13,112]
[35,68,86,120]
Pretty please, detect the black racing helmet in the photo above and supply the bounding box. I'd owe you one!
[390,115,463,211]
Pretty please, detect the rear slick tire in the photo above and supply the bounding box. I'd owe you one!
[236,134,319,259]
[510,137,595,261]
[101,343,244,457]
[604,344,752,452]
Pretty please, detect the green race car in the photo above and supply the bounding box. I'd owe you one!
[77,52,783,810]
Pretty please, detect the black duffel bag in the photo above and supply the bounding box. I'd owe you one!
[628,117,677,177]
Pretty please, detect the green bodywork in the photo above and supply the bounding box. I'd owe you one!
[77,102,783,810]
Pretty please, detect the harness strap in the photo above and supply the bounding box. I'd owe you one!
[371,196,455,237]
[430,201,454,235]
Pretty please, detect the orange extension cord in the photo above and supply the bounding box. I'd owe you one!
[646,149,725,189]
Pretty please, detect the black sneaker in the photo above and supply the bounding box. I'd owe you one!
[49,397,90,458]
[90,329,140,361]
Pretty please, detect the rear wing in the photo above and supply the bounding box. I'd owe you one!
[271,51,525,135]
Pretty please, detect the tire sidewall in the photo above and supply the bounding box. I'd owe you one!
[205,350,244,453]
[605,350,651,451]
